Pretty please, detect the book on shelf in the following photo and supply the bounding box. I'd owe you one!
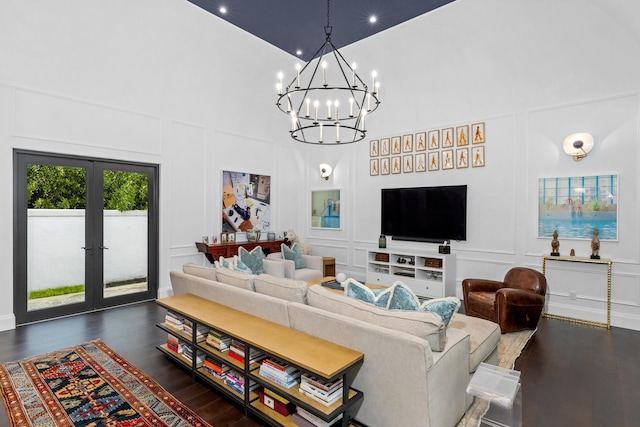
[224,369,258,395]
[259,360,300,381]
[206,330,231,352]
[182,319,208,342]
[299,382,342,403]
[181,343,205,366]
[228,349,266,365]
[259,389,295,416]
[293,406,343,427]
[164,311,184,331]
[202,357,229,379]
[298,387,342,407]
[258,368,299,389]
[300,374,343,394]
[263,387,290,405]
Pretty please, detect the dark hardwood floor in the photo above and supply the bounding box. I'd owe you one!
[0,301,638,427]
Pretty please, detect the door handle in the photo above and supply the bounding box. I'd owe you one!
[99,246,109,250]
[81,247,93,250]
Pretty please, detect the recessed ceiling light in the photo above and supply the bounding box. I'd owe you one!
[296,50,302,56]
[219,6,227,14]
[369,15,377,24]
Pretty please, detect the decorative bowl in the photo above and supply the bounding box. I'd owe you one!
[246,229,261,242]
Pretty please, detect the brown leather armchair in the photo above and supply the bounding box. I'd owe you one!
[462,267,547,333]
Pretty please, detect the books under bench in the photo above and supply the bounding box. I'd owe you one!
[164,311,208,342]
[258,388,343,427]
[166,335,205,366]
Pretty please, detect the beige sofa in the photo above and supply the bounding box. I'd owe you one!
[172,264,500,427]
[266,251,324,281]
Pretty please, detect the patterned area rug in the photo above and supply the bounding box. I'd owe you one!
[0,339,211,427]
[456,329,535,427]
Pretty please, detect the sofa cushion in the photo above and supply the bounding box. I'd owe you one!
[238,246,265,275]
[420,297,461,326]
[214,255,253,274]
[254,274,308,304]
[307,285,446,351]
[344,278,392,308]
[215,268,256,291]
[282,243,306,269]
[182,263,217,281]
[449,313,501,372]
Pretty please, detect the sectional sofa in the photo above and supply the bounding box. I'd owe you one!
[169,263,500,427]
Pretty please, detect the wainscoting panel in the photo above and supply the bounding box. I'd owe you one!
[13,88,162,154]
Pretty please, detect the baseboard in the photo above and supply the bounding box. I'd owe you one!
[0,313,16,332]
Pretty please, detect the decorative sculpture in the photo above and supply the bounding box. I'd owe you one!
[591,228,600,259]
[551,230,560,256]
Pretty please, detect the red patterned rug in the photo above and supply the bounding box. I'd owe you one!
[0,339,211,427]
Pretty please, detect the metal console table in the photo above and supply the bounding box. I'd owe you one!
[542,255,612,329]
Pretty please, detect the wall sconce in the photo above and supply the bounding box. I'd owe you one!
[319,163,333,180]
[563,132,594,161]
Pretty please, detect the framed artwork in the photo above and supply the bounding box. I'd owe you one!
[442,127,454,148]
[428,130,440,150]
[428,152,439,171]
[380,138,390,156]
[391,156,402,174]
[456,148,469,168]
[380,157,390,175]
[227,232,236,243]
[403,154,414,173]
[456,125,469,146]
[472,146,485,167]
[442,149,454,170]
[538,174,618,240]
[220,232,229,243]
[370,158,379,176]
[415,132,427,151]
[222,170,271,233]
[311,189,341,229]
[472,122,485,144]
[415,153,427,172]
[402,134,414,153]
[370,139,379,157]
[391,136,402,154]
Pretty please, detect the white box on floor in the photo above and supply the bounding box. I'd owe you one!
[467,362,522,427]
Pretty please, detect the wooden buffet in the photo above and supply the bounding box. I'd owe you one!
[196,239,287,264]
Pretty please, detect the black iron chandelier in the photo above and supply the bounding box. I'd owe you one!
[275,0,380,145]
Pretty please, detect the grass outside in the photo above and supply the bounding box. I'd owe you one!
[29,284,84,300]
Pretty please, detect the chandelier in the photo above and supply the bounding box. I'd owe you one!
[275,0,380,145]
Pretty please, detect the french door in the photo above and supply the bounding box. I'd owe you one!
[14,151,159,325]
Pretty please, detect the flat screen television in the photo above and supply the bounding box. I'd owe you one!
[381,185,467,243]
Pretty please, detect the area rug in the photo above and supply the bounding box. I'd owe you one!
[456,328,536,427]
[0,339,211,427]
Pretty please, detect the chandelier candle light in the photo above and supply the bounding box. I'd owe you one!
[275,0,381,144]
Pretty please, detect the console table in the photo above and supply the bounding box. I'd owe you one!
[541,255,612,329]
[196,239,286,264]
[156,294,364,427]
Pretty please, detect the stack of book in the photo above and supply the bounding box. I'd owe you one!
[292,406,342,427]
[181,343,205,367]
[202,357,230,380]
[225,369,258,396]
[298,374,343,407]
[206,329,231,352]
[166,334,181,354]
[258,358,301,389]
[164,311,184,331]
[259,388,295,416]
[229,339,266,365]
[182,319,209,342]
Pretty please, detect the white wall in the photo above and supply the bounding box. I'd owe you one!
[0,0,303,330]
[1,0,639,331]
[303,0,640,330]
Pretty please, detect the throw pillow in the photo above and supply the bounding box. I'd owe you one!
[214,256,253,275]
[238,246,265,275]
[386,281,421,311]
[344,278,392,308]
[282,243,306,269]
[420,297,461,326]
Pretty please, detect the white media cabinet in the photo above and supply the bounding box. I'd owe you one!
[366,249,456,299]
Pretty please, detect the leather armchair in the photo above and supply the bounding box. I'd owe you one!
[462,267,547,333]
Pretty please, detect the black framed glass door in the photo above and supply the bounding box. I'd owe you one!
[14,151,159,325]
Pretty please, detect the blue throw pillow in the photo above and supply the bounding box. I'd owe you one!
[386,282,421,311]
[238,246,265,275]
[420,297,461,326]
[282,243,306,269]
[344,278,392,308]
[214,255,253,274]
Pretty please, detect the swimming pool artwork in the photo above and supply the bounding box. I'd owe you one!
[538,174,618,241]
[311,189,341,229]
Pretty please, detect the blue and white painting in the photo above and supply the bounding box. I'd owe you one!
[538,175,618,241]
[311,189,341,229]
